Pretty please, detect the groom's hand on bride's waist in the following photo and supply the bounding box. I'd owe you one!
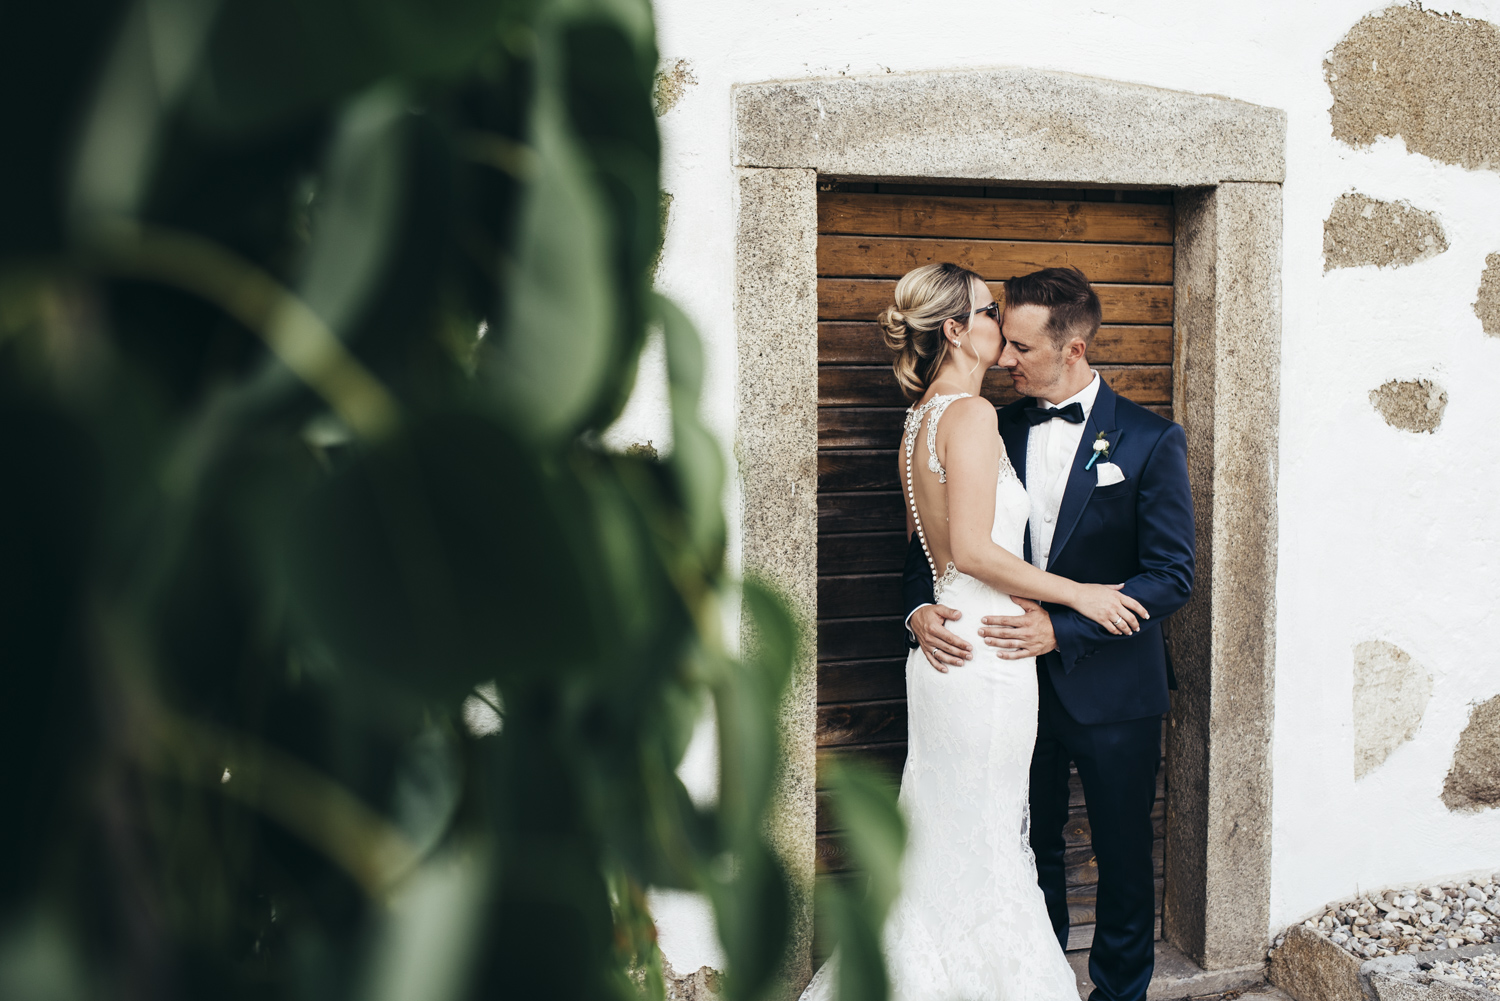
[981,598,1057,660]
[909,604,972,673]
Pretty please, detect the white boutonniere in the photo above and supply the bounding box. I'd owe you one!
[1085,432,1111,470]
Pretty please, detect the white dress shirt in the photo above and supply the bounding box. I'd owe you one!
[1025,371,1100,571]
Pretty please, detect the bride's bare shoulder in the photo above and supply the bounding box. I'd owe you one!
[940,395,999,433]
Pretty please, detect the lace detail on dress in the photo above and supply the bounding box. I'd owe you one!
[902,393,970,591]
[933,562,961,602]
[925,395,964,482]
[999,449,1023,491]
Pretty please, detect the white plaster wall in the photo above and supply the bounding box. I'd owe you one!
[618,0,1500,961]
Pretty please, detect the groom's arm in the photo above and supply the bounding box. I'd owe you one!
[1047,423,1195,671]
[901,531,936,648]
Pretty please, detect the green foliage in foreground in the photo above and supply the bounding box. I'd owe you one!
[817,762,907,1001]
[0,0,901,998]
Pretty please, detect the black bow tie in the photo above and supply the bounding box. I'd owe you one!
[1023,402,1085,426]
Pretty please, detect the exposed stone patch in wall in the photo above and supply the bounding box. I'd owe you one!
[1443,695,1500,813]
[1354,641,1434,780]
[624,440,658,460]
[662,957,722,1001]
[1324,193,1448,272]
[1475,254,1500,337]
[654,59,697,116]
[1370,379,1447,434]
[1325,5,1500,173]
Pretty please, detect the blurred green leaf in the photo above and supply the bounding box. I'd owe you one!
[824,762,904,918]
[706,582,796,1001]
[69,0,222,223]
[0,909,90,1001]
[487,84,615,440]
[360,845,493,1001]
[390,725,464,858]
[297,85,408,338]
[192,0,533,129]
[655,294,724,561]
[285,414,592,701]
[819,759,906,1001]
[0,0,906,998]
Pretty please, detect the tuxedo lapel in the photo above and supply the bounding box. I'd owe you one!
[1048,380,1119,567]
[999,401,1034,563]
[1000,401,1031,487]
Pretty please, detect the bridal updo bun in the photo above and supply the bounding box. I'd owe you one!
[878,262,989,400]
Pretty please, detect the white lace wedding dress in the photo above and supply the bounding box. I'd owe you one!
[801,394,1079,1001]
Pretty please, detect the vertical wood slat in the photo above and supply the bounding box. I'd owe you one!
[814,185,1173,959]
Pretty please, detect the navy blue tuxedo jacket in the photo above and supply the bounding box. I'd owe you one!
[901,379,1195,726]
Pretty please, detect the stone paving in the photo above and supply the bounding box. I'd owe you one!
[1068,941,1270,1001]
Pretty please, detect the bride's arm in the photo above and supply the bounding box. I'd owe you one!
[940,400,1081,609]
[939,399,1147,635]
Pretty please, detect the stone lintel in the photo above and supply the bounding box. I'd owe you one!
[733,69,1286,186]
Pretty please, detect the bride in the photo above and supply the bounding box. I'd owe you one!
[801,263,1148,1001]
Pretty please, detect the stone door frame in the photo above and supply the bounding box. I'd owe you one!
[731,68,1285,989]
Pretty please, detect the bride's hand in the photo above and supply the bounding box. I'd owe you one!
[1070,583,1149,635]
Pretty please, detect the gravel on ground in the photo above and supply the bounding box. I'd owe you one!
[1270,876,1500,961]
[1414,952,1500,994]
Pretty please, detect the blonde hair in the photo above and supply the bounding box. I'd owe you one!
[878,263,989,400]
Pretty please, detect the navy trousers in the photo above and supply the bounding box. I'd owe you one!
[1029,664,1162,1001]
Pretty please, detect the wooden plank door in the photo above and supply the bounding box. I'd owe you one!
[814,183,1173,957]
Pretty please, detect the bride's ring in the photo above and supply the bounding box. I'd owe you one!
[1111,616,1124,626]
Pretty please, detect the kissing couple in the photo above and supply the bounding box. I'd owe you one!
[801,264,1195,1001]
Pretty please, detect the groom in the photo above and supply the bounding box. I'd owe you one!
[904,267,1194,1001]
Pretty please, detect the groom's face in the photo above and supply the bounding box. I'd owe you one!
[999,304,1069,399]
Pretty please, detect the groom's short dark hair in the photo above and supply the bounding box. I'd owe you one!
[1003,267,1102,349]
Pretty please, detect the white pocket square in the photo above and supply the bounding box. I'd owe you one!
[1095,462,1126,487]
